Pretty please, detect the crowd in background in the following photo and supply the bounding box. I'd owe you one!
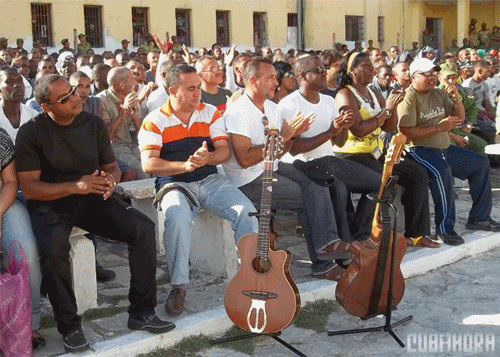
[1,18,500,352]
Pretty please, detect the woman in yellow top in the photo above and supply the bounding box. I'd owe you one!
[334,51,437,248]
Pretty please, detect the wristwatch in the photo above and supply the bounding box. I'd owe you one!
[383,108,392,117]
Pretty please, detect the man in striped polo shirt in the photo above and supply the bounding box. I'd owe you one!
[138,63,258,316]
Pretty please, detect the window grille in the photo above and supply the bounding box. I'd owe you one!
[132,7,149,46]
[345,16,365,42]
[176,9,191,47]
[288,13,298,27]
[31,3,53,47]
[84,5,103,48]
[378,17,385,43]
[216,11,230,47]
[253,12,268,47]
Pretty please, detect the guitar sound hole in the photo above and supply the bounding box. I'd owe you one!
[252,257,272,273]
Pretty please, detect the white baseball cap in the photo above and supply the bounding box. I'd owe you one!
[409,58,441,76]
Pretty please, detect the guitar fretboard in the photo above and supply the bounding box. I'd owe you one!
[257,155,274,260]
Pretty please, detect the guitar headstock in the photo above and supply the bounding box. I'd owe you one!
[263,128,281,162]
[385,133,407,166]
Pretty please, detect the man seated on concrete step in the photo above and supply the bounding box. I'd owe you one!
[223,57,353,280]
[399,58,500,246]
[278,55,383,256]
[98,66,149,179]
[138,63,259,316]
[15,74,175,353]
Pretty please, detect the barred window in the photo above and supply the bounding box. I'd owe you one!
[378,17,385,44]
[253,12,268,47]
[345,15,365,42]
[31,3,53,47]
[132,7,149,47]
[216,11,230,47]
[84,5,103,48]
[175,9,191,46]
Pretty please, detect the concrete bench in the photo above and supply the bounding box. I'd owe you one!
[69,227,97,314]
[115,178,239,279]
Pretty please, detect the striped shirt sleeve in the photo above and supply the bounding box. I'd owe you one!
[209,109,228,143]
[138,114,163,151]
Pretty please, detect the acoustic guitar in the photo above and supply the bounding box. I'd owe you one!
[224,128,300,334]
[335,133,408,319]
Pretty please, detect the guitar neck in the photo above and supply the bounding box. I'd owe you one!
[371,133,407,229]
[257,159,273,260]
[372,162,395,227]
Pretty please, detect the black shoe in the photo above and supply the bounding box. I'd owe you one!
[128,314,176,334]
[96,263,116,282]
[63,328,90,353]
[466,219,500,232]
[437,232,465,246]
[311,260,335,276]
[32,331,46,350]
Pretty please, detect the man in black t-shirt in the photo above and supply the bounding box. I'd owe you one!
[15,75,174,352]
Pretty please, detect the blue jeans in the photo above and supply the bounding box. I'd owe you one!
[239,162,339,265]
[409,145,492,235]
[1,198,42,330]
[160,174,259,286]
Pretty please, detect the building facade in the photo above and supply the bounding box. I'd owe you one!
[1,0,499,54]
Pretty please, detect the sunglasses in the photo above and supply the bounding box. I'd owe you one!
[283,71,295,77]
[305,66,327,74]
[46,86,77,105]
[415,71,439,77]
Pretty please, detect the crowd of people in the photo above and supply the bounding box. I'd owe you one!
[1,25,500,353]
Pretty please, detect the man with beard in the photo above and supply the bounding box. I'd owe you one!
[223,57,352,279]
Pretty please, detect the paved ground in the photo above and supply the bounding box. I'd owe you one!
[33,166,500,356]
[201,246,500,357]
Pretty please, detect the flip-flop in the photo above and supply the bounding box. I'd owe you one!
[406,236,440,248]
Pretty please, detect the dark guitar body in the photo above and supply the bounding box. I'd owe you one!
[335,224,406,319]
[224,233,301,334]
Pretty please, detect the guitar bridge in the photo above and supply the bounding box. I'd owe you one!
[242,290,278,300]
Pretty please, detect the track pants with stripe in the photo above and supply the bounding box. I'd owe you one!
[408,145,492,235]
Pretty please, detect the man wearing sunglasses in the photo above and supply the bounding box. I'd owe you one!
[223,57,350,280]
[278,55,382,266]
[15,74,175,352]
[399,58,500,246]
[196,55,232,113]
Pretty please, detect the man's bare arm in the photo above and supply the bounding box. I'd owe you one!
[399,116,462,141]
[230,134,265,169]
[18,170,110,201]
